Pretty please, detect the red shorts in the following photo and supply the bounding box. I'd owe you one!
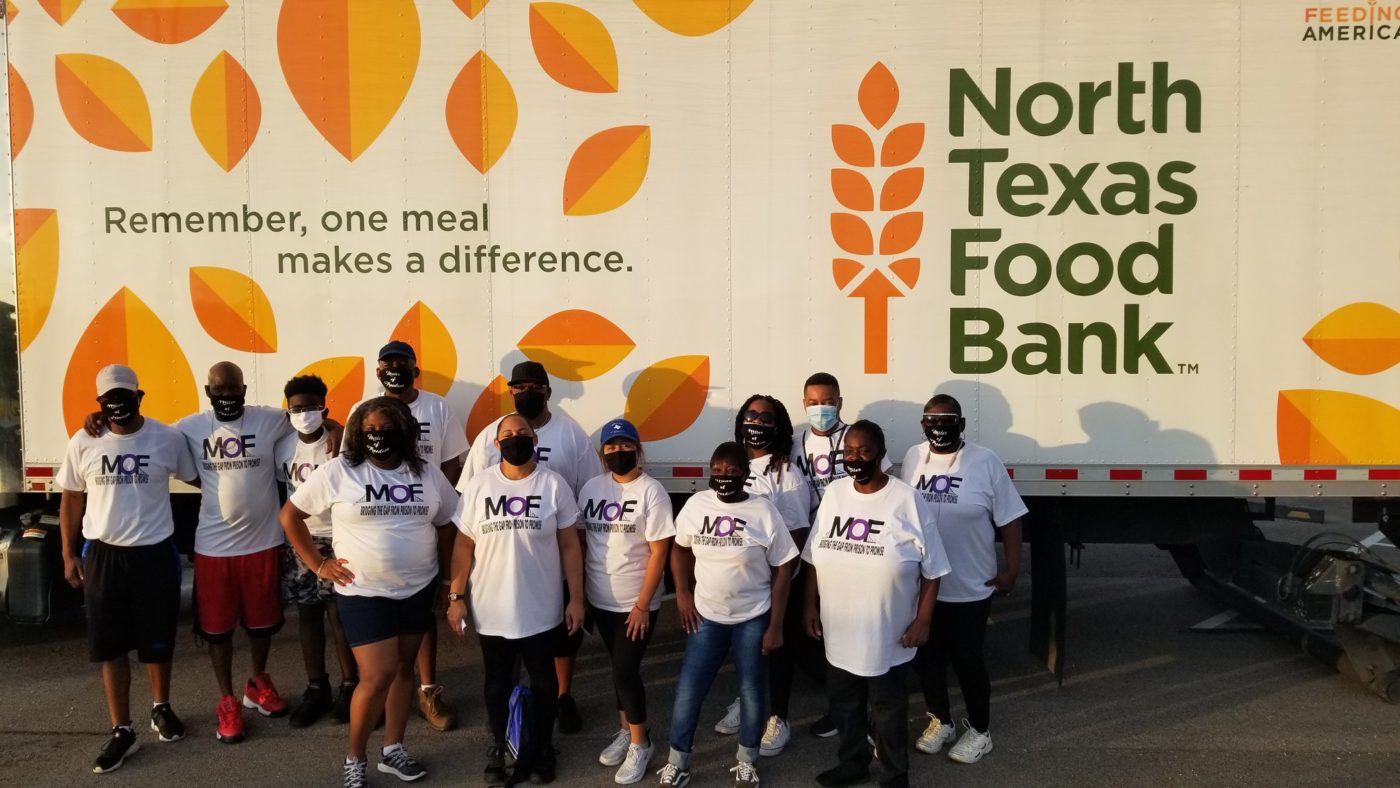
[194,547,285,640]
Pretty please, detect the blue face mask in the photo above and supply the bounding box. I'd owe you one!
[806,404,839,433]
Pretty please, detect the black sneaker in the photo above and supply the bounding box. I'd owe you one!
[484,744,509,784]
[527,748,556,784]
[330,680,357,724]
[556,693,582,734]
[816,763,870,787]
[809,713,838,738]
[289,680,334,728]
[378,745,427,782]
[93,726,139,774]
[150,704,185,742]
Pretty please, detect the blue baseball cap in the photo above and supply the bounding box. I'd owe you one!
[600,418,640,445]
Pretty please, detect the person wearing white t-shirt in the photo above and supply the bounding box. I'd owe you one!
[459,360,602,735]
[899,394,1026,766]
[577,418,675,785]
[347,340,470,732]
[58,365,199,774]
[447,413,585,786]
[803,420,950,788]
[658,442,798,788]
[281,396,459,787]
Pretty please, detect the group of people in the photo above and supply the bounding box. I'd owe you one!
[57,346,1026,788]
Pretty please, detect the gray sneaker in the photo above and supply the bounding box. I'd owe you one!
[378,745,427,782]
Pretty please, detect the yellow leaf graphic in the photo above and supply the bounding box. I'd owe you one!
[38,0,82,25]
[518,309,635,381]
[16,208,58,352]
[625,355,709,441]
[191,51,261,172]
[563,125,650,216]
[189,266,278,353]
[9,64,33,159]
[452,0,488,18]
[112,0,227,44]
[55,54,153,152]
[633,0,753,36]
[278,0,420,161]
[529,3,619,93]
[445,51,517,174]
[1278,389,1400,465]
[63,288,197,436]
[1302,302,1400,375]
[291,356,364,424]
[389,301,458,397]
[467,374,513,441]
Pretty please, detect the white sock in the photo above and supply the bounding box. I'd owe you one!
[419,683,437,692]
[383,743,404,757]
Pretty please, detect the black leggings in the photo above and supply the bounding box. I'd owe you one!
[916,596,993,732]
[770,529,825,719]
[480,625,562,761]
[591,606,659,726]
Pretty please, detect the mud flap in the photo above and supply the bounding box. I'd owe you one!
[1028,512,1067,684]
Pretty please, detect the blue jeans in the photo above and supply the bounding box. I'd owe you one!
[667,611,770,767]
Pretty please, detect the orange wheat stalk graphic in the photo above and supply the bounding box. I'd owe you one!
[831,62,924,374]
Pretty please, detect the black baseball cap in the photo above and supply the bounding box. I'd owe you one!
[378,341,417,362]
[509,360,548,386]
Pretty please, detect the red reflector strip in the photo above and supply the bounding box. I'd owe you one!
[1238,469,1272,481]
[671,466,704,479]
[1304,469,1336,481]
[1369,469,1400,481]
[24,466,54,478]
[1174,469,1207,481]
[1109,469,1142,481]
[1045,468,1078,481]
[1006,468,1015,479]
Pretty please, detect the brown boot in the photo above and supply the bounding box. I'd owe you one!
[417,684,457,731]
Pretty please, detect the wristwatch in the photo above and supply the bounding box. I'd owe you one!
[447,592,467,603]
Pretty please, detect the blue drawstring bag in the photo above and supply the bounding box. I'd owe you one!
[506,684,533,760]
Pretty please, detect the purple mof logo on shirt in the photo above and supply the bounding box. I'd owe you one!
[366,483,424,503]
[484,494,542,519]
[100,454,150,475]
[581,498,637,522]
[700,515,746,538]
[203,435,256,459]
[825,516,884,542]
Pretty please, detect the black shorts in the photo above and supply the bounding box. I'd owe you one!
[335,582,435,648]
[84,538,181,664]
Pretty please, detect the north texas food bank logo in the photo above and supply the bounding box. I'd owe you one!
[830,63,926,375]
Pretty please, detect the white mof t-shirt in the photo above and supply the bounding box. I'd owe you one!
[276,432,334,537]
[454,465,581,638]
[289,457,458,599]
[744,454,814,531]
[673,489,799,625]
[792,423,893,502]
[55,419,197,547]
[577,472,676,613]
[345,391,468,469]
[898,441,1028,603]
[460,410,601,495]
[803,476,951,677]
[175,406,294,557]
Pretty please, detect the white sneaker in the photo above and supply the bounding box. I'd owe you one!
[614,741,652,784]
[713,697,741,735]
[759,716,789,757]
[600,728,632,767]
[915,713,957,754]
[947,720,993,763]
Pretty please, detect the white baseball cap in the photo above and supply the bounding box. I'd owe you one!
[95,364,139,395]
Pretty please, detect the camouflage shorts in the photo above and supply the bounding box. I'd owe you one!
[283,538,335,606]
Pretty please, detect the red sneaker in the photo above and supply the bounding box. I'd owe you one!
[242,673,289,717]
[215,694,245,744]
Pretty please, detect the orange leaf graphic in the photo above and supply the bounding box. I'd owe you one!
[859,62,898,130]
[112,0,227,44]
[832,258,863,291]
[529,3,619,93]
[518,309,635,381]
[1302,302,1400,375]
[191,51,260,172]
[831,213,873,256]
[6,1,18,24]
[446,51,516,174]
[881,123,924,167]
[466,374,513,441]
[889,258,920,290]
[389,302,458,397]
[278,0,420,162]
[880,167,923,211]
[9,64,33,159]
[563,125,650,216]
[452,0,489,18]
[625,355,709,441]
[55,54,153,152]
[16,208,58,352]
[1278,389,1400,465]
[879,212,922,255]
[62,288,197,437]
[290,356,364,424]
[831,169,873,211]
[189,267,278,353]
[633,0,753,36]
[38,0,81,25]
[832,125,873,167]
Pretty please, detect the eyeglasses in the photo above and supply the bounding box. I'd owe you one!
[510,383,548,394]
[287,405,322,415]
[743,410,775,425]
[921,414,960,425]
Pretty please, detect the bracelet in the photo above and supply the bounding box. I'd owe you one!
[314,559,327,579]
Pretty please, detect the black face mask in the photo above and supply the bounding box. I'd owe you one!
[364,429,398,458]
[742,423,775,449]
[378,367,414,392]
[843,457,878,485]
[210,394,245,421]
[101,391,139,425]
[709,474,746,498]
[923,418,963,451]
[513,390,546,420]
[604,450,638,476]
[500,435,536,467]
